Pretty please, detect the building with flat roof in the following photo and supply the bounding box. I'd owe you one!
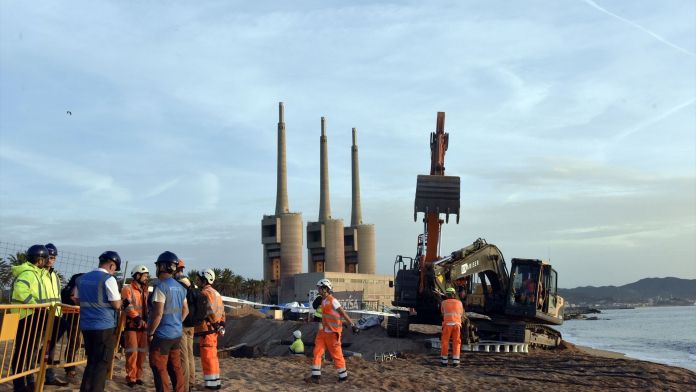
[279,271,393,309]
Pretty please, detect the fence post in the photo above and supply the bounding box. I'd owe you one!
[35,305,56,392]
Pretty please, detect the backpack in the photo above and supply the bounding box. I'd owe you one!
[61,273,84,305]
[183,286,209,327]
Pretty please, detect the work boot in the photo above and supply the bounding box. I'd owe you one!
[338,375,349,382]
[45,378,69,386]
[136,380,144,385]
[305,375,320,384]
[127,381,137,388]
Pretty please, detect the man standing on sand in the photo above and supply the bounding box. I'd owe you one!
[195,269,225,390]
[175,259,196,391]
[440,287,465,367]
[121,264,150,387]
[309,279,359,383]
[43,243,69,387]
[75,251,122,392]
[148,251,188,392]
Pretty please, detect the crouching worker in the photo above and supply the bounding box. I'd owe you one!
[289,330,304,356]
[195,269,225,390]
[148,251,188,392]
[309,279,359,383]
[122,265,150,387]
[440,287,464,367]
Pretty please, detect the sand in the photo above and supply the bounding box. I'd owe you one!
[10,316,695,392]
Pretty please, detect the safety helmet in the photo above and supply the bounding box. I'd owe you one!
[99,251,122,271]
[316,278,333,292]
[446,287,456,294]
[131,264,149,278]
[293,330,302,339]
[155,251,179,273]
[198,269,215,285]
[177,259,185,270]
[27,245,49,264]
[45,243,58,257]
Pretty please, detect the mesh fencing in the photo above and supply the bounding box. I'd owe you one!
[0,241,99,301]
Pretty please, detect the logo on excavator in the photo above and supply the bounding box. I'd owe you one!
[460,260,479,274]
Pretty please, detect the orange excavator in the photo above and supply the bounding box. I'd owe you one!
[388,113,564,347]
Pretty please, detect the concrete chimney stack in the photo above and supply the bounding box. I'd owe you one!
[318,117,331,222]
[350,128,362,227]
[275,102,289,215]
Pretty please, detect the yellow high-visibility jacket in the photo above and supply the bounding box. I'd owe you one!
[42,268,62,316]
[11,262,46,319]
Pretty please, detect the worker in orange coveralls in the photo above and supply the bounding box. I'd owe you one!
[121,264,150,387]
[308,279,359,383]
[440,287,465,367]
[194,269,225,390]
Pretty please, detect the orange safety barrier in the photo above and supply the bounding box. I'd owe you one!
[0,304,89,392]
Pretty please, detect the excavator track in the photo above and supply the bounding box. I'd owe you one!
[527,324,562,348]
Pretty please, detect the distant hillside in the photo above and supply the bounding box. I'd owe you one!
[559,277,696,305]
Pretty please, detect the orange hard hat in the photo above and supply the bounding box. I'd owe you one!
[177,259,185,269]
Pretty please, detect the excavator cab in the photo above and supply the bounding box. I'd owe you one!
[505,259,564,325]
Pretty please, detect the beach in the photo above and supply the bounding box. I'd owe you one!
[29,314,696,392]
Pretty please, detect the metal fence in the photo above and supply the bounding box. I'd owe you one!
[0,303,88,391]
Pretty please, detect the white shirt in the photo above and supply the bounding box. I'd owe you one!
[74,268,121,301]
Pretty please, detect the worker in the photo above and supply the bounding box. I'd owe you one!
[10,244,48,392]
[195,269,225,390]
[312,294,323,322]
[148,251,188,392]
[75,250,123,392]
[121,264,150,387]
[60,272,84,380]
[289,330,304,356]
[440,287,465,367]
[175,259,196,391]
[42,243,69,387]
[309,279,359,383]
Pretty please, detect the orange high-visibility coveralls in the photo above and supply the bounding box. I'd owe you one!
[121,281,149,383]
[195,285,224,389]
[440,298,464,366]
[311,294,348,380]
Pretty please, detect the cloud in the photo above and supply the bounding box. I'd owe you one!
[582,0,695,57]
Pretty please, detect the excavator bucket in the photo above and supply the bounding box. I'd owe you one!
[414,174,460,223]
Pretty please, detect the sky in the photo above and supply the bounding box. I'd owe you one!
[0,1,694,288]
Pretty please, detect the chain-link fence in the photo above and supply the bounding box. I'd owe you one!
[0,241,101,302]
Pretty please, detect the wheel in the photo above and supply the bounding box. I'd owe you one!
[387,310,410,338]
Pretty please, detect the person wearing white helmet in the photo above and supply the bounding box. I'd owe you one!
[309,278,359,383]
[121,264,150,387]
[195,268,225,390]
[289,330,304,356]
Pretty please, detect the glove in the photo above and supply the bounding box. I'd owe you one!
[351,324,360,335]
[216,322,225,336]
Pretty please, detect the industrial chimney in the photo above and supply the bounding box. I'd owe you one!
[344,128,376,274]
[307,117,345,273]
[262,102,303,290]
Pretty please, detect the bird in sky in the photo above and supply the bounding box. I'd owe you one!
[66,110,72,115]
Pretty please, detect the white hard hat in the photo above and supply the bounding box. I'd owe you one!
[316,278,333,291]
[293,330,302,339]
[131,264,149,277]
[198,268,215,285]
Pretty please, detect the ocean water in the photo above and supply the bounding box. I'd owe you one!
[556,306,696,371]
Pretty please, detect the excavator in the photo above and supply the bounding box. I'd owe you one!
[387,113,565,347]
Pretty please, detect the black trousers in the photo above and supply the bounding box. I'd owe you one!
[80,328,115,392]
[45,316,67,381]
[12,316,39,391]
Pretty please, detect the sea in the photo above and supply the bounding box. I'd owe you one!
[556,305,696,371]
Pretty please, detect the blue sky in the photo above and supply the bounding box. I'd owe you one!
[0,0,694,287]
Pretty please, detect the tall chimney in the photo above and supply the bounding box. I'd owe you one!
[318,117,331,222]
[275,102,289,215]
[350,128,362,226]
